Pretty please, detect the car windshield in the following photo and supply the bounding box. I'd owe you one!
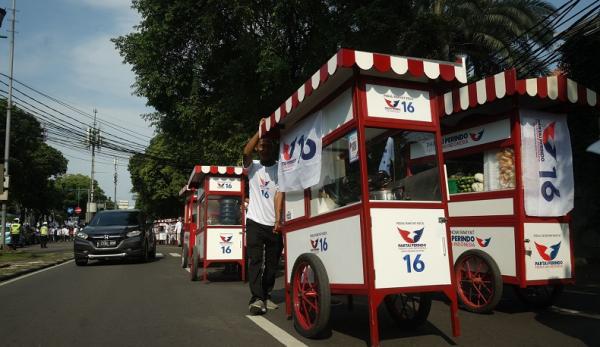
[90,212,140,226]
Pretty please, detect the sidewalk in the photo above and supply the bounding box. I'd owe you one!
[0,242,74,281]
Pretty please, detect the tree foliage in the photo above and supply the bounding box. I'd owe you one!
[114,0,556,215]
[54,173,112,219]
[0,101,68,217]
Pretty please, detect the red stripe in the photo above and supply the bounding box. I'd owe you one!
[292,91,299,108]
[577,84,587,105]
[468,83,477,108]
[319,64,328,84]
[304,80,313,97]
[557,75,567,102]
[537,77,548,99]
[210,166,218,174]
[226,167,234,175]
[338,48,355,68]
[485,76,496,102]
[504,69,516,95]
[439,64,455,81]
[407,59,424,77]
[373,53,390,72]
[516,79,526,95]
[452,89,460,113]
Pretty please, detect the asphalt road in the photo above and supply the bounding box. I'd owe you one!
[1,245,598,347]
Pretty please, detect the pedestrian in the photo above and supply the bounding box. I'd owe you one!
[40,222,49,248]
[242,124,283,315]
[9,217,21,251]
[61,225,68,242]
[175,218,183,246]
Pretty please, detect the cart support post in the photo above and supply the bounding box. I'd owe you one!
[368,293,384,347]
[444,287,461,337]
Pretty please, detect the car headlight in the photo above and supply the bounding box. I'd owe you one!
[76,232,88,239]
[126,230,141,237]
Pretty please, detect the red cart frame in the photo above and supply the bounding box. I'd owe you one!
[183,165,246,282]
[258,49,467,347]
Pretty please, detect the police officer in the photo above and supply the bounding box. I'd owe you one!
[40,222,49,248]
[10,217,21,251]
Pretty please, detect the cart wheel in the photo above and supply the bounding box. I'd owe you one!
[181,247,188,268]
[384,293,432,329]
[455,250,503,313]
[190,247,199,281]
[291,253,331,338]
[515,284,563,309]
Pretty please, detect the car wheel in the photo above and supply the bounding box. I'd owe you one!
[142,241,150,263]
[75,258,88,266]
[149,243,156,259]
[181,247,188,268]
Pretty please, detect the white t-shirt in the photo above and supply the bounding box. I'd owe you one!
[246,160,279,226]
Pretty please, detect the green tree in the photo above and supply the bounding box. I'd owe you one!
[54,173,111,219]
[115,0,556,214]
[0,101,68,219]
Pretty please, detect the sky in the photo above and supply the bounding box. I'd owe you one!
[0,0,154,208]
[0,0,593,212]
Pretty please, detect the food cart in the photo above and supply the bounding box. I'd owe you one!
[257,49,465,346]
[436,70,598,312]
[183,165,246,282]
[179,184,197,268]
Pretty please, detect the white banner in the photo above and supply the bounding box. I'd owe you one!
[520,110,574,216]
[410,118,511,159]
[278,111,323,192]
[365,84,432,122]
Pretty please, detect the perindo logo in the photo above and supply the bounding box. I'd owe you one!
[217,181,233,189]
[309,232,328,253]
[476,237,491,248]
[384,98,400,108]
[397,222,426,252]
[534,120,561,202]
[383,93,414,113]
[469,129,485,141]
[451,229,475,247]
[281,135,317,171]
[219,233,233,243]
[259,177,270,198]
[534,241,563,267]
[398,227,424,244]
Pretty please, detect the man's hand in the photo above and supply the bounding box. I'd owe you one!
[273,220,282,234]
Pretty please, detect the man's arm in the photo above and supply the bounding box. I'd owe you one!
[243,118,265,167]
[273,191,284,233]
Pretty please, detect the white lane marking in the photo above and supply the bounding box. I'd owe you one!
[564,289,600,296]
[0,260,74,287]
[550,306,600,320]
[246,315,307,347]
[185,268,190,272]
[169,253,180,257]
[155,253,164,258]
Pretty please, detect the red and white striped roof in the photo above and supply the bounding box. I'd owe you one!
[259,48,467,137]
[187,165,244,188]
[443,69,599,115]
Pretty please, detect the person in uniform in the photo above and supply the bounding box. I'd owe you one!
[9,217,21,251]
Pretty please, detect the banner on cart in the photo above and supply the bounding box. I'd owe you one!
[365,84,432,122]
[524,223,571,281]
[208,177,241,192]
[410,118,511,159]
[278,111,323,192]
[520,110,573,217]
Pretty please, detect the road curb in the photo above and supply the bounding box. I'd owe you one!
[0,256,74,282]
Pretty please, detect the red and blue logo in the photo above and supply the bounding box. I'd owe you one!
[534,241,561,261]
[398,227,424,244]
[385,98,400,108]
[220,234,233,243]
[543,121,557,160]
[476,237,491,247]
[469,129,485,141]
[282,143,293,161]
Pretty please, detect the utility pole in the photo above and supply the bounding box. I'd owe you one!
[0,1,16,250]
[86,108,100,223]
[113,157,118,209]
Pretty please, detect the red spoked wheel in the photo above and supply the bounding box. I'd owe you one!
[384,293,432,329]
[455,250,502,313]
[291,253,331,338]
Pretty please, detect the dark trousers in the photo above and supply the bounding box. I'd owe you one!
[10,234,19,250]
[246,218,283,302]
[40,235,48,248]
